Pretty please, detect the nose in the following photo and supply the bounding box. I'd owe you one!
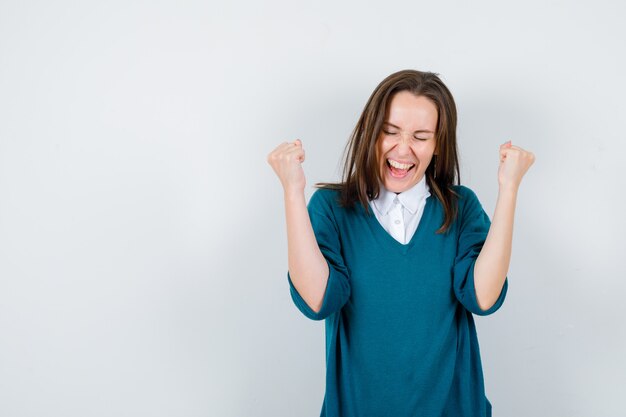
[396,131,412,152]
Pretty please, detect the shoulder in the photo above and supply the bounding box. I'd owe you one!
[450,184,484,215]
[451,184,479,202]
[308,187,343,214]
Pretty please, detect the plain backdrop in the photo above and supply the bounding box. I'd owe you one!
[1,1,625,416]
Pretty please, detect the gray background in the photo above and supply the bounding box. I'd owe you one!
[1,0,624,416]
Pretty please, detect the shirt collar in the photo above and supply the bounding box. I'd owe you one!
[371,175,430,216]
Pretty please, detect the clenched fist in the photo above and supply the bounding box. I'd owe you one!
[267,139,307,195]
[498,140,535,190]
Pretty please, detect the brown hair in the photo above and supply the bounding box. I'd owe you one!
[314,69,461,234]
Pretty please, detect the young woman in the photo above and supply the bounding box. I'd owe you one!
[267,69,535,417]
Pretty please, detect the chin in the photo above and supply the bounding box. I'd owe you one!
[384,182,413,193]
[383,173,421,193]
[380,162,423,193]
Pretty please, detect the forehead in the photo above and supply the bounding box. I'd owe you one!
[385,91,438,129]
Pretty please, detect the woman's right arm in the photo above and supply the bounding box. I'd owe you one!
[267,139,329,313]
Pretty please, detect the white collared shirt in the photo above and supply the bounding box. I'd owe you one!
[368,176,431,244]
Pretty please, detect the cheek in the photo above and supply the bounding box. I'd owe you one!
[378,138,390,152]
[414,143,436,157]
[376,139,389,159]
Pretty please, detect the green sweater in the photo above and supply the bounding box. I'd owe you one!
[287,185,508,417]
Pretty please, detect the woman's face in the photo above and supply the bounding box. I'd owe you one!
[376,91,438,193]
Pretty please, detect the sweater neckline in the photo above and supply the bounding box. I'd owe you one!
[361,194,435,254]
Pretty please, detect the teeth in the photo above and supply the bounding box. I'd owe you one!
[388,159,414,170]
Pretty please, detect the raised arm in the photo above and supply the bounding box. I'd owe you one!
[267,139,328,313]
[474,141,535,310]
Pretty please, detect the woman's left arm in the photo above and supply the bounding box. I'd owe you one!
[474,141,535,311]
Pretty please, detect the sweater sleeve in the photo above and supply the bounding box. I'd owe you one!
[452,186,508,316]
[287,189,351,321]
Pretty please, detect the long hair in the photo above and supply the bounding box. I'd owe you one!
[315,69,461,234]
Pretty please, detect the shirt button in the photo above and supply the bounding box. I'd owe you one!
[394,220,401,224]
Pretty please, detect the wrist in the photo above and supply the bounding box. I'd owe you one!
[497,183,519,197]
[284,188,305,202]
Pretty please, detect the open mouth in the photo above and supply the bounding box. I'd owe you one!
[386,159,415,178]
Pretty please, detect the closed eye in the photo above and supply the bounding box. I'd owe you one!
[383,129,430,141]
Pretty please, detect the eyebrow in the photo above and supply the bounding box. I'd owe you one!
[383,122,434,134]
